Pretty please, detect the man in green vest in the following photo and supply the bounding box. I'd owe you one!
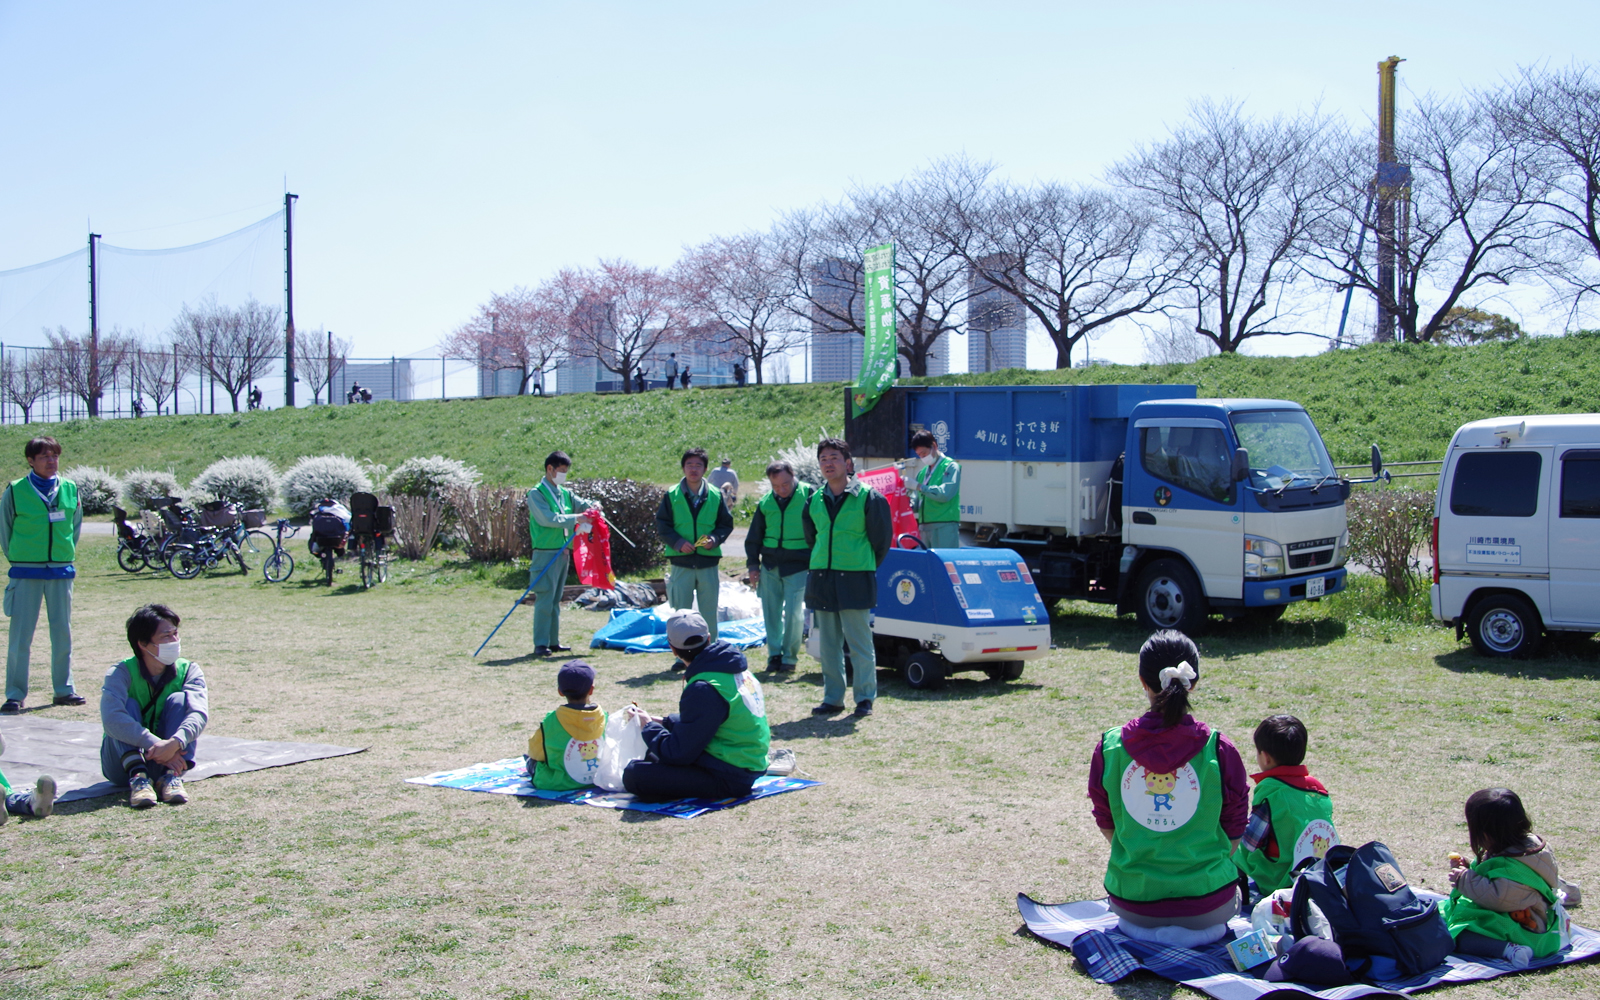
[745,461,814,674]
[526,450,598,657]
[803,437,892,719]
[1,437,85,714]
[622,611,771,800]
[905,429,961,549]
[100,603,209,809]
[655,447,733,647]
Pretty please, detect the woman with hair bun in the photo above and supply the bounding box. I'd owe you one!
[1087,629,1249,947]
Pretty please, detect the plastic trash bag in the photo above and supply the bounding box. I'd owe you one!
[594,705,650,792]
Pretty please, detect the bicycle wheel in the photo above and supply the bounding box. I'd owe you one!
[117,541,147,573]
[322,551,336,586]
[263,548,295,583]
[360,552,375,589]
[168,546,203,580]
[241,529,273,561]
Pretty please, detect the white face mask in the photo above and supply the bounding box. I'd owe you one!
[553,471,568,486]
[921,453,938,468]
[154,641,181,666]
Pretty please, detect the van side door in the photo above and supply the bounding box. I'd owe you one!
[1549,448,1600,627]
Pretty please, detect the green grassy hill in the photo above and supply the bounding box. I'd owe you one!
[4,336,1598,487]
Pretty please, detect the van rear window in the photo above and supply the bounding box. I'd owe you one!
[1561,453,1600,518]
[1450,452,1541,516]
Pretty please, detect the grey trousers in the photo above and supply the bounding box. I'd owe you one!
[5,576,74,703]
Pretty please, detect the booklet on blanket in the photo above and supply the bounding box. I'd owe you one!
[1226,929,1276,972]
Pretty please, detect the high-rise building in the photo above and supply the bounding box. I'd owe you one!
[336,359,414,403]
[967,256,1028,372]
[809,258,861,383]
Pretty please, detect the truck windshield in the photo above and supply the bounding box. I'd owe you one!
[1231,410,1336,490]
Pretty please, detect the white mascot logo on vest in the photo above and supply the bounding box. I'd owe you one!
[563,737,601,783]
[737,671,767,717]
[1293,819,1338,865]
[1120,761,1201,831]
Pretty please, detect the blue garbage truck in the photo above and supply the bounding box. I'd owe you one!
[845,384,1359,632]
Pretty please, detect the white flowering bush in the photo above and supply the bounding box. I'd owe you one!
[190,456,280,512]
[120,469,182,511]
[280,455,374,517]
[65,466,121,515]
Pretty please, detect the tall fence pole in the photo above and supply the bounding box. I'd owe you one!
[283,192,299,407]
[88,232,101,417]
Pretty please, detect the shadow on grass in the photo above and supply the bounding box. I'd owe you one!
[483,652,543,667]
[1433,641,1600,680]
[615,662,684,687]
[52,792,132,816]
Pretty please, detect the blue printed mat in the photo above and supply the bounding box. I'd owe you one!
[405,756,819,819]
[589,607,767,653]
[1018,894,1600,999]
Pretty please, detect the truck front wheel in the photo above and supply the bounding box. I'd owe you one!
[1467,594,1542,659]
[1134,559,1209,635]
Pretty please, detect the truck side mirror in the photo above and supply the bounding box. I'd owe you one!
[1370,444,1384,477]
[1232,448,1250,483]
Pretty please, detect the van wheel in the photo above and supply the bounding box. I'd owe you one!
[904,652,946,690]
[1468,594,1542,658]
[1134,559,1209,635]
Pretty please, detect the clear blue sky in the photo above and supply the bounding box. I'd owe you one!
[2,1,1595,366]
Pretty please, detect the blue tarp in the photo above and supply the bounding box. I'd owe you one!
[589,607,766,653]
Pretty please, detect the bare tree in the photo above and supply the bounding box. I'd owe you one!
[296,327,352,404]
[1112,100,1339,353]
[439,286,562,396]
[552,260,682,394]
[774,206,866,347]
[45,326,134,417]
[171,297,282,412]
[672,231,802,385]
[961,182,1177,369]
[1491,64,1600,314]
[1307,94,1551,343]
[130,336,193,415]
[1,349,52,423]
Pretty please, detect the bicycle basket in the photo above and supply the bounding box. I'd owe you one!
[242,509,266,528]
[198,506,240,529]
[350,511,376,535]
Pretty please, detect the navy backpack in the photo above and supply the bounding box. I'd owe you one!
[1289,841,1455,978]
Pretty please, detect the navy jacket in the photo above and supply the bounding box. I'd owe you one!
[640,641,763,779]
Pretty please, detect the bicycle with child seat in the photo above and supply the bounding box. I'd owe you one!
[164,501,273,579]
[261,518,300,583]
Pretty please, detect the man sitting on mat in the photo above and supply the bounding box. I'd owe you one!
[622,611,771,801]
[100,604,209,809]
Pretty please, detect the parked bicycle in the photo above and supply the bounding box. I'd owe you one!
[348,492,394,589]
[112,505,170,573]
[261,518,300,583]
[163,500,272,579]
[308,498,351,586]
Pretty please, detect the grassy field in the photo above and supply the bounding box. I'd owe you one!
[0,537,1595,999]
[4,337,1600,492]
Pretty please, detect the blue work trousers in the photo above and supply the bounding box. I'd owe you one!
[758,568,807,665]
[813,608,877,707]
[5,577,75,703]
[530,548,570,648]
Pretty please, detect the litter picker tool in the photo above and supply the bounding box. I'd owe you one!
[473,547,566,657]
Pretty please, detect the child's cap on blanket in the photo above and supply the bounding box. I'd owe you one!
[666,611,710,651]
[1265,936,1350,985]
[556,660,596,698]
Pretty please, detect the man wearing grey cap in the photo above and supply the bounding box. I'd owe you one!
[622,611,771,801]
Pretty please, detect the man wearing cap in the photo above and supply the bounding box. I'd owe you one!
[2,436,85,714]
[527,450,597,657]
[745,461,814,673]
[526,661,606,792]
[905,429,961,549]
[655,447,733,646]
[803,437,891,719]
[622,611,771,801]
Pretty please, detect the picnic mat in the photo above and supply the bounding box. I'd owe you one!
[589,606,766,653]
[1017,894,1600,999]
[0,716,366,804]
[405,755,819,819]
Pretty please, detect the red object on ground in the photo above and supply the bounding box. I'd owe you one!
[572,510,616,589]
[856,466,920,544]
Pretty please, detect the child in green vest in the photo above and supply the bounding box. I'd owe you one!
[1442,788,1572,968]
[0,730,57,824]
[1234,714,1336,895]
[1087,629,1249,947]
[525,661,605,791]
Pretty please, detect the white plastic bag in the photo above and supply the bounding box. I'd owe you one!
[594,705,650,792]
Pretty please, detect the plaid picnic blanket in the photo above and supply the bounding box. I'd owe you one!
[1017,894,1600,999]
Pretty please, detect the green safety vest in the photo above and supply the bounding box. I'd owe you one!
[664,482,724,559]
[1442,856,1563,957]
[122,656,190,733]
[530,706,605,792]
[1233,778,1337,893]
[808,484,877,572]
[759,485,813,551]
[8,477,77,564]
[917,456,960,524]
[1100,727,1238,903]
[694,670,771,773]
[529,481,575,550]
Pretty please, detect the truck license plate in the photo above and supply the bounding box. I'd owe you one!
[1306,577,1325,598]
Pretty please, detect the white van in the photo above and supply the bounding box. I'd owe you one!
[1431,414,1600,657]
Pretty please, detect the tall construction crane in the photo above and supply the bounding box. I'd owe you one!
[1336,56,1413,345]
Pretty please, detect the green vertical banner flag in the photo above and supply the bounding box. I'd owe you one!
[853,242,896,418]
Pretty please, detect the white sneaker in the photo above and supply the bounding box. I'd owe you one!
[766,748,796,777]
[31,775,56,817]
[1502,943,1533,969]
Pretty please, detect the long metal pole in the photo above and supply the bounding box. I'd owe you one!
[1374,57,1403,343]
[473,548,566,657]
[284,192,299,407]
[88,233,101,417]
[326,329,333,405]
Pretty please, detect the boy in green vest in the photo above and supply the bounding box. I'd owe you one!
[1234,714,1336,894]
[744,460,814,673]
[905,430,961,549]
[802,437,892,719]
[622,611,771,800]
[655,447,733,648]
[100,604,209,809]
[526,451,597,657]
[525,661,606,791]
[1,437,86,714]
